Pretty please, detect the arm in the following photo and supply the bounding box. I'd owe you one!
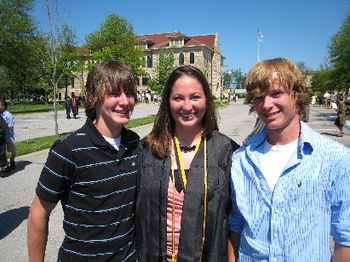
[228,232,240,261]
[27,196,56,262]
[332,243,350,262]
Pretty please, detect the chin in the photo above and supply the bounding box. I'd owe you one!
[178,120,202,128]
[114,118,130,125]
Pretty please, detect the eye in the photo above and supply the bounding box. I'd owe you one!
[171,95,183,102]
[271,91,283,98]
[126,92,135,98]
[254,96,264,103]
[192,95,202,101]
[109,92,121,98]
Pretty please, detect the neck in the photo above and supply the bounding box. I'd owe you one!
[175,127,203,146]
[267,118,300,145]
[93,119,122,138]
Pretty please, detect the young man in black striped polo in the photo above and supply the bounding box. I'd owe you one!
[28,60,140,261]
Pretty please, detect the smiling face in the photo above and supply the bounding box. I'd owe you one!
[253,72,300,143]
[94,88,136,137]
[169,75,206,132]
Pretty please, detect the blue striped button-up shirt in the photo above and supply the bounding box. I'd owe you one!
[229,122,350,261]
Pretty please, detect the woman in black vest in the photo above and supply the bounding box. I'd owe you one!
[136,65,239,261]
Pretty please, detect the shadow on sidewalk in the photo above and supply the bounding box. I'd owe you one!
[0,160,32,178]
[0,206,30,239]
[320,132,340,137]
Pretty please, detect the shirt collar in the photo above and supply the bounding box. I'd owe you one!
[247,121,313,156]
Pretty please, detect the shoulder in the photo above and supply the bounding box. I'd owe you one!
[210,131,240,151]
[301,123,350,162]
[2,110,13,121]
[210,130,232,143]
[121,127,140,152]
[122,127,140,143]
[138,140,163,163]
[50,124,90,153]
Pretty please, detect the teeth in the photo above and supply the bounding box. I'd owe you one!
[180,112,195,117]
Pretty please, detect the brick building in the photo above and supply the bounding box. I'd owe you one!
[61,31,224,100]
[137,32,224,98]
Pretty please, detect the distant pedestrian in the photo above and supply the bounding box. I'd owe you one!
[334,94,346,137]
[70,92,79,118]
[229,58,350,261]
[64,95,71,119]
[0,115,7,173]
[0,99,16,171]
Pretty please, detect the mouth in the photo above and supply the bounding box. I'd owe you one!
[263,110,280,119]
[179,111,196,120]
[114,109,132,117]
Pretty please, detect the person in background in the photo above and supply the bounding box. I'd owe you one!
[64,95,72,119]
[70,92,79,118]
[136,65,239,261]
[0,99,16,171]
[334,94,346,137]
[27,60,140,261]
[0,114,7,173]
[229,58,350,261]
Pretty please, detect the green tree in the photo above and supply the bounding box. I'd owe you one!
[329,10,350,92]
[228,68,246,89]
[295,61,310,74]
[311,66,336,93]
[44,0,81,134]
[223,70,233,88]
[0,0,42,99]
[85,14,144,74]
[55,24,82,97]
[148,49,175,94]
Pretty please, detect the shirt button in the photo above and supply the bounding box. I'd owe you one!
[273,234,277,239]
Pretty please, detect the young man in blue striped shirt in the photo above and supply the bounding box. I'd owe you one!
[27,60,139,261]
[229,58,350,261]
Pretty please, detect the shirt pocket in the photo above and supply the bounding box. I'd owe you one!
[288,182,327,225]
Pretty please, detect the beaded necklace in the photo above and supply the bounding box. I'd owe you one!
[170,135,208,262]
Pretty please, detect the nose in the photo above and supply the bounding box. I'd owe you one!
[118,92,129,105]
[182,99,193,111]
[262,95,274,109]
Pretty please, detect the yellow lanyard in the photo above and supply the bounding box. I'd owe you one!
[170,135,207,262]
[173,136,202,189]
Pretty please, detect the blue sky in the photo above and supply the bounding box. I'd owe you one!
[32,0,350,73]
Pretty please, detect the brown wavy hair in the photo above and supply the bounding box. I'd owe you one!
[245,58,310,117]
[84,60,137,120]
[143,65,218,159]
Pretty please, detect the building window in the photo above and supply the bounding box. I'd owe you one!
[179,53,184,65]
[190,52,195,64]
[147,55,153,68]
[142,77,149,86]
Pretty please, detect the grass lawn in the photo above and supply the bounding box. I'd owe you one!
[15,115,156,156]
[13,99,228,156]
[8,102,64,114]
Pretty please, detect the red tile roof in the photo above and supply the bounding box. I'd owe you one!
[137,32,216,50]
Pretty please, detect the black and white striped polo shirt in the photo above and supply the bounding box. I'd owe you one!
[36,119,139,261]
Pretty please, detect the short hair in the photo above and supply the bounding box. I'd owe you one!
[143,65,218,159]
[245,58,309,117]
[84,60,137,120]
[0,99,8,110]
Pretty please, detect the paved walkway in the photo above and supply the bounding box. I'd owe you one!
[14,103,160,142]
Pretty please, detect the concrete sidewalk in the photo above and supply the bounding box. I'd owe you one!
[14,103,160,142]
